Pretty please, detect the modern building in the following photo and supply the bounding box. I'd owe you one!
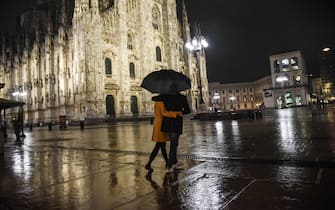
[264,50,310,108]
[0,0,209,124]
[320,46,335,102]
[309,77,322,102]
[208,75,272,111]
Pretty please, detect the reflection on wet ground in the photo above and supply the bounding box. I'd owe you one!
[1,107,335,209]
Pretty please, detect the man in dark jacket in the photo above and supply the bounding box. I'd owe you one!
[159,94,190,172]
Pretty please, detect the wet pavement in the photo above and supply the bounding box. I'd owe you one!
[1,107,335,209]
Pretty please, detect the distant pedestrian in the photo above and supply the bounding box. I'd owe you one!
[145,95,182,172]
[12,118,21,140]
[160,94,190,172]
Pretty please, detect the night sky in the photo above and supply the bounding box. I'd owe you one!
[1,0,335,83]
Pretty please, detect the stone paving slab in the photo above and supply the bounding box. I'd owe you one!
[189,161,321,184]
[2,147,333,210]
[225,180,335,210]
[2,111,335,210]
[115,173,252,210]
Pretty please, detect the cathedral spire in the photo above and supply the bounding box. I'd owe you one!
[181,0,191,42]
[182,0,189,24]
[90,0,99,8]
[81,0,89,12]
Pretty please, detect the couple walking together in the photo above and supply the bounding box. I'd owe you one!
[145,93,190,173]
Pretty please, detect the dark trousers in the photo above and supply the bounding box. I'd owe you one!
[168,133,180,167]
[148,142,168,164]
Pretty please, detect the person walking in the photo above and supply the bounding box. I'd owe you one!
[160,94,190,172]
[145,95,182,172]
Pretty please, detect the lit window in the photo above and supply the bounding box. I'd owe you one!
[274,60,280,73]
[282,58,289,72]
[293,74,301,85]
[291,57,299,70]
[282,58,289,65]
[276,75,288,82]
[296,95,302,105]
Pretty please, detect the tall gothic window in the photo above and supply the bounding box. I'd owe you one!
[156,46,162,62]
[105,58,112,75]
[152,6,160,30]
[131,96,138,114]
[129,62,135,78]
[127,34,133,50]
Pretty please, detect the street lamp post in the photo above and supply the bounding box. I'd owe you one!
[185,24,208,111]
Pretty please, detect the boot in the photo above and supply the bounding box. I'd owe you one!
[145,161,153,172]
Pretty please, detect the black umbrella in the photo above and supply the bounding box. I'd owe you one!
[141,69,191,94]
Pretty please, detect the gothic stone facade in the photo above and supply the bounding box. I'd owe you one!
[0,0,209,123]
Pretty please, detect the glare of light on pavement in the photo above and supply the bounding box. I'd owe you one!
[278,109,296,154]
[12,150,32,182]
[215,121,224,143]
[231,120,240,142]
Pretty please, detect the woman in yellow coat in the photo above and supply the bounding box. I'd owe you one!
[145,95,181,172]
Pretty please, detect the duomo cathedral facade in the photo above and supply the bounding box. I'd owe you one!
[0,0,208,123]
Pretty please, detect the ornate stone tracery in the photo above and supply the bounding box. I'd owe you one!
[0,0,209,123]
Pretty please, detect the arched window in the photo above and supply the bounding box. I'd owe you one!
[156,46,162,62]
[129,62,135,78]
[152,6,160,30]
[105,58,112,75]
[127,34,133,50]
[130,96,138,114]
[106,95,115,118]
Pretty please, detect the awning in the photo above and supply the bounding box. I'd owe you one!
[0,98,25,109]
